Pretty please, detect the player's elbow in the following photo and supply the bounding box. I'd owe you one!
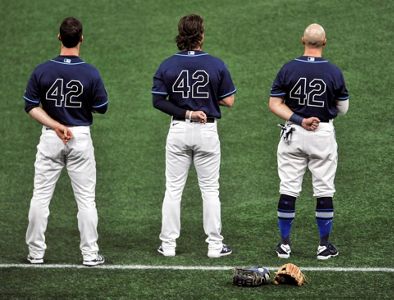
[268,102,274,113]
[268,100,277,113]
[336,99,349,116]
[93,103,108,114]
[220,95,235,107]
[152,94,167,109]
[152,99,160,109]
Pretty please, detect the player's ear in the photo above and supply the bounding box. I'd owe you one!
[322,38,327,46]
[301,37,305,45]
[80,35,84,44]
[58,33,62,41]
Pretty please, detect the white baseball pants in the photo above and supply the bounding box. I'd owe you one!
[277,121,338,198]
[159,120,224,252]
[26,126,100,261]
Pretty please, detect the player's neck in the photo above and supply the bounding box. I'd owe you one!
[60,45,80,57]
[303,47,323,57]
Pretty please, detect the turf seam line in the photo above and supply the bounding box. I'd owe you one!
[1,264,393,272]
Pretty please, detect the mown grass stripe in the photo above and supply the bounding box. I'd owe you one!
[1,264,393,272]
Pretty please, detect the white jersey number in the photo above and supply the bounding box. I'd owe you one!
[172,70,209,99]
[46,78,84,108]
[289,78,326,107]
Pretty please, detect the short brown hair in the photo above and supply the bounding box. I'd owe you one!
[59,17,83,48]
[175,14,204,51]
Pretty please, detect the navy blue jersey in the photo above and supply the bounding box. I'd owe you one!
[270,56,349,121]
[152,50,236,118]
[24,55,108,126]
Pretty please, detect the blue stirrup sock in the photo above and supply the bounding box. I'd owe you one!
[316,197,334,245]
[277,194,296,244]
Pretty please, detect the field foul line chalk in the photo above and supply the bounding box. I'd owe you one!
[1,264,393,272]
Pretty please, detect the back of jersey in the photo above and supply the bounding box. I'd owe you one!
[24,55,108,126]
[152,50,236,118]
[270,56,349,121]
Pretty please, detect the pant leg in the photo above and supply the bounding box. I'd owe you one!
[193,122,223,251]
[26,128,65,258]
[160,122,192,250]
[277,127,308,198]
[65,127,99,260]
[306,123,338,197]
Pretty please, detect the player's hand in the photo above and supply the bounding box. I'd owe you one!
[301,117,320,131]
[54,125,73,144]
[191,111,207,123]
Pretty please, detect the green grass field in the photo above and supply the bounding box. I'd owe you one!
[1,0,393,298]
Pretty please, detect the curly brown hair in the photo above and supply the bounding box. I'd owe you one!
[175,14,204,51]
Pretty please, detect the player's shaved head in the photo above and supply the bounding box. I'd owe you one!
[302,23,326,48]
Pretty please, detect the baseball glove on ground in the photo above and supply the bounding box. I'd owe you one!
[273,263,306,286]
[233,266,270,287]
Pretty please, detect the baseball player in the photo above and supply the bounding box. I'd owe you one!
[269,24,349,260]
[23,17,108,266]
[152,14,236,258]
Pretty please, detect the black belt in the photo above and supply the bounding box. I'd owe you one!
[173,116,215,123]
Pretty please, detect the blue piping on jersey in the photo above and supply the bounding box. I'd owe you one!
[152,91,168,95]
[175,53,209,57]
[270,92,286,96]
[92,101,109,108]
[50,60,86,65]
[294,59,328,63]
[23,96,40,103]
[337,96,350,100]
[220,88,237,98]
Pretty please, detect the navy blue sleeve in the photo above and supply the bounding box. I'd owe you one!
[23,71,41,113]
[152,94,186,118]
[91,71,108,114]
[270,67,287,98]
[218,64,236,99]
[151,65,186,118]
[152,67,169,97]
[335,71,349,101]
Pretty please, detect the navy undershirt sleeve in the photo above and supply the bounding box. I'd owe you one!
[152,94,186,118]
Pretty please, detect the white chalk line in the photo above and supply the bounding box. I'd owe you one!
[1,264,393,272]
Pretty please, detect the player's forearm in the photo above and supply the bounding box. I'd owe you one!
[269,97,294,121]
[28,107,63,130]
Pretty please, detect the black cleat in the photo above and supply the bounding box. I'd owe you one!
[317,243,339,260]
[276,243,291,259]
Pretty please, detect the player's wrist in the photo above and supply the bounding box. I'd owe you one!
[289,113,304,126]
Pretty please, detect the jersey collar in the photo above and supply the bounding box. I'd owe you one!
[175,50,208,57]
[50,55,85,65]
[295,56,328,63]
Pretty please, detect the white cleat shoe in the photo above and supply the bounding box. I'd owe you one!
[208,244,232,258]
[83,254,105,266]
[157,246,176,257]
[27,255,44,264]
